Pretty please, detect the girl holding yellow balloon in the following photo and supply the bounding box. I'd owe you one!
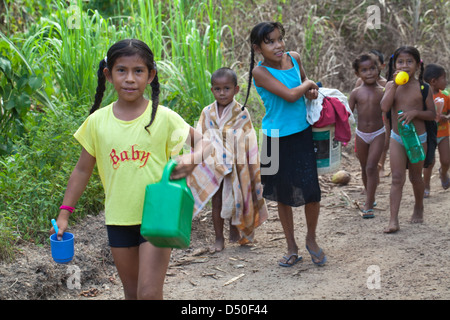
[381,46,436,233]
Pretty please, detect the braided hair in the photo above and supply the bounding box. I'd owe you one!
[90,39,160,133]
[242,22,285,109]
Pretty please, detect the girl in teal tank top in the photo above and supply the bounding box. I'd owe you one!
[243,22,327,268]
[254,52,309,137]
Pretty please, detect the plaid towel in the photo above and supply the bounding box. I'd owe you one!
[189,100,268,243]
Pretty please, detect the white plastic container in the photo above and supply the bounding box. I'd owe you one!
[312,125,341,175]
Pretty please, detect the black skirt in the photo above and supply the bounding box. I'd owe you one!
[260,126,321,207]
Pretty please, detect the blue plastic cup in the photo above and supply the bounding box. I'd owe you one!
[50,232,74,264]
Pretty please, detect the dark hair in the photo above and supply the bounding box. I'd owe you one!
[423,63,446,83]
[352,53,379,73]
[243,21,285,109]
[211,67,238,86]
[387,46,424,83]
[90,39,160,133]
[369,49,384,65]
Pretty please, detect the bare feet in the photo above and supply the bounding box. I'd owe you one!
[384,219,400,233]
[229,225,240,243]
[383,224,400,233]
[210,226,242,253]
[439,168,450,190]
[210,238,225,253]
[410,205,424,224]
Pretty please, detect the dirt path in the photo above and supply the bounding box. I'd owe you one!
[1,144,449,300]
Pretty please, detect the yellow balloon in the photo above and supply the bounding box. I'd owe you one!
[395,71,409,85]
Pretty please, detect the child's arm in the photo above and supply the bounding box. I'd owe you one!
[437,114,450,122]
[294,52,318,100]
[53,148,96,239]
[253,64,318,103]
[381,81,397,113]
[348,89,357,113]
[170,127,212,180]
[399,87,436,124]
[437,98,450,122]
[422,87,437,121]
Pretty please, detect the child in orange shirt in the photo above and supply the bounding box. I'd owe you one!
[423,64,450,196]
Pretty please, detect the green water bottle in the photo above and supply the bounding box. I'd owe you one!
[397,110,425,163]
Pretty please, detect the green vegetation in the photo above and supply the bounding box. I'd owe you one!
[1,0,234,259]
[1,0,448,260]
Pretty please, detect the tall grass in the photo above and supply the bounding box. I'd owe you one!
[18,0,232,119]
[43,0,115,108]
[132,0,166,61]
[302,6,329,75]
[128,0,234,122]
[159,0,233,120]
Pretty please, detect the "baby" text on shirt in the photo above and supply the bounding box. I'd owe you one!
[110,145,150,169]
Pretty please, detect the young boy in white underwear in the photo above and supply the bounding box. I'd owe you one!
[349,53,386,218]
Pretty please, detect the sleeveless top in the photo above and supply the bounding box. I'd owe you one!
[254,52,309,137]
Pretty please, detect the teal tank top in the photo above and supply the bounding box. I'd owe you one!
[254,52,309,137]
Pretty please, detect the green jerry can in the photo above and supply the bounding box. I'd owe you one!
[140,159,195,248]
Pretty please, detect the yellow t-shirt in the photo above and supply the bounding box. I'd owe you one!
[74,102,190,225]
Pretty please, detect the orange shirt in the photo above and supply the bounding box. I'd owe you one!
[435,91,450,138]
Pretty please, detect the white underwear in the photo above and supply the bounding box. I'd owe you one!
[356,126,386,144]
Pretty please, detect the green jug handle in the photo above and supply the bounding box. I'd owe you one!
[161,159,179,183]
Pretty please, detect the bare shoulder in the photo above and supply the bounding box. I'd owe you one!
[252,64,276,78]
[349,86,362,98]
[348,87,359,109]
[373,84,385,97]
[252,64,263,73]
[288,51,301,59]
[378,76,387,87]
[384,80,395,90]
[252,65,275,87]
[288,51,302,64]
[252,64,269,78]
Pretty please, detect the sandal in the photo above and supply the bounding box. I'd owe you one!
[424,189,430,198]
[306,245,327,266]
[360,208,375,219]
[278,254,303,267]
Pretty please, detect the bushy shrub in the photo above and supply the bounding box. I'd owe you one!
[0,107,104,250]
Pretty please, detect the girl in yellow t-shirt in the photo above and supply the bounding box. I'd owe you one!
[423,64,450,196]
[50,39,211,300]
